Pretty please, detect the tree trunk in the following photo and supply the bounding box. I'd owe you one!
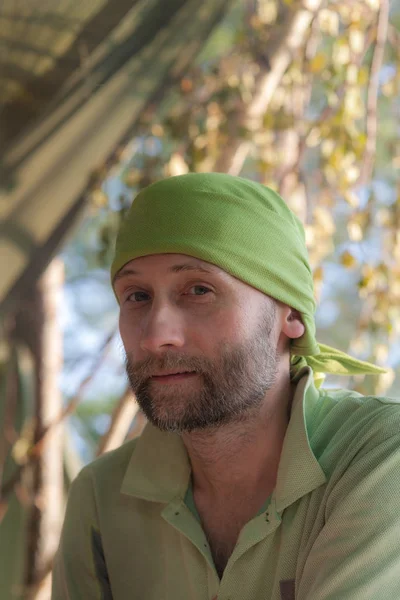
[22,260,65,600]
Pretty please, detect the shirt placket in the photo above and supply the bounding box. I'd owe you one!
[216,499,282,600]
[162,498,220,596]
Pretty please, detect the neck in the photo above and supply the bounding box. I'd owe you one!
[181,364,295,503]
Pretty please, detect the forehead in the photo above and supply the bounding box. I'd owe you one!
[114,253,225,279]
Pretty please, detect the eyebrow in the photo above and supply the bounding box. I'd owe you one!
[113,262,217,282]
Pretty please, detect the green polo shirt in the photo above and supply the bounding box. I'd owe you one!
[52,367,400,599]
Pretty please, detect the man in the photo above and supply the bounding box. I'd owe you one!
[52,173,400,600]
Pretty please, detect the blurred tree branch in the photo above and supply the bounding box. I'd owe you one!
[214,0,323,174]
[358,0,390,185]
[387,23,400,51]
[55,328,118,426]
[96,386,139,456]
[0,327,118,514]
[278,25,376,204]
[0,345,19,505]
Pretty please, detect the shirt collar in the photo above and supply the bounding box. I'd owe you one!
[121,367,326,508]
[274,366,326,512]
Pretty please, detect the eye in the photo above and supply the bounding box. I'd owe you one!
[187,285,212,296]
[126,290,150,303]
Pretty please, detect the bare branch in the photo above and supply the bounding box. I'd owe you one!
[0,327,117,508]
[358,0,390,185]
[126,410,147,440]
[55,328,117,425]
[387,24,400,52]
[277,26,376,192]
[275,31,314,223]
[23,326,117,460]
[214,0,323,175]
[0,345,19,497]
[0,464,23,504]
[96,386,139,456]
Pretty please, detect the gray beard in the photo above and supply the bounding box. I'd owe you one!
[125,310,279,433]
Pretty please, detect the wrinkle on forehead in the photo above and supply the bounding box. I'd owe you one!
[113,254,223,283]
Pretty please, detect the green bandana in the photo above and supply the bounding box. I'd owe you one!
[111,173,385,386]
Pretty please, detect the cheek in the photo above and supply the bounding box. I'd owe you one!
[221,301,267,343]
[118,310,139,349]
[201,306,246,345]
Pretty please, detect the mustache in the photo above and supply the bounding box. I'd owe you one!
[125,352,212,384]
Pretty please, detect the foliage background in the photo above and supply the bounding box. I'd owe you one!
[1,0,399,598]
[63,0,400,458]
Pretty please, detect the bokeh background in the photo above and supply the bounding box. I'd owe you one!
[0,0,399,598]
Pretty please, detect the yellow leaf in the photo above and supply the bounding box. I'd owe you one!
[357,66,369,86]
[348,222,363,241]
[391,279,400,297]
[123,170,141,187]
[313,266,324,301]
[376,208,392,227]
[90,189,108,208]
[167,153,189,176]
[349,8,362,24]
[340,250,358,268]
[349,29,364,54]
[151,124,164,137]
[346,64,359,84]
[343,191,360,208]
[327,91,339,106]
[313,265,324,279]
[304,225,314,247]
[321,139,335,157]
[309,53,327,73]
[365,0,379,10]
[314,206,336,235]
[258,1,278,24]
[12,438,31,465]
[338,4,351,23]
[328,148,344,170]
[382,78,396,97]
[333,40,350,66]
[228,74,239,87]
[306,127,321,148]
[318,9,339,36]
[344,88,364,118]
[346,165,360,184]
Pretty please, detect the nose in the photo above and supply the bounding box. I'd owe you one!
[139,302,185,354]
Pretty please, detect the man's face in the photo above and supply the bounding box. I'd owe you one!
[114,254,281,433]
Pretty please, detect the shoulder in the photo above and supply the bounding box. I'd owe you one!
[90,437,140,474]
[309,386,400,440]
[73,437,140,494]
[309,388,400,477]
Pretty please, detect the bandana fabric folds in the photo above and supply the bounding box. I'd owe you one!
[111,173,385,386]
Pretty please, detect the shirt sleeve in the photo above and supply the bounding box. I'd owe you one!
[297,430,400,599]
[52,466,113,600]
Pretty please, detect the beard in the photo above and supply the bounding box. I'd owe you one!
[125,307,279,434]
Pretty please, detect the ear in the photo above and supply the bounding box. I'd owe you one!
[281,307,305,340]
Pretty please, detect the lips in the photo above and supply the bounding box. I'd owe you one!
[152,370,195,377]
[150,371,198,383]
